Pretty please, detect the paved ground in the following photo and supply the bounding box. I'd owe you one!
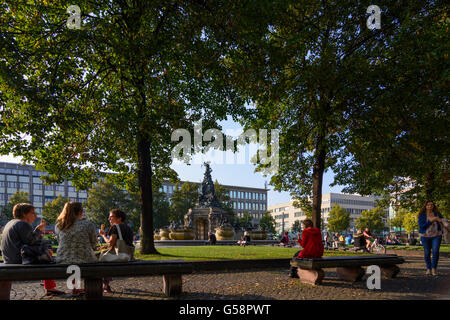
[9,253,450,300]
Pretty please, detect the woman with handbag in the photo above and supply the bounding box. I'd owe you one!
[55,202,98,296]
[0,203,64,296]
[99,209,135,293]
[418,201,444,276]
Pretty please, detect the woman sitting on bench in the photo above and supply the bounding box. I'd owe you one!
[289,219,324,278]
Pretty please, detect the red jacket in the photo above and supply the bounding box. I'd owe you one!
[297,227,324,258]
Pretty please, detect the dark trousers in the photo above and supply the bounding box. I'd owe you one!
[421,236,442,270]
[289,250,302,277]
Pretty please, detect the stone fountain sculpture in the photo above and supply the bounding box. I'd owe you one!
[183,162,234,240]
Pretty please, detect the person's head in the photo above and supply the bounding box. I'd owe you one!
[357,229,362,234]
[13,203,36,223]
[56,202,83,231]
[244,231,249,236]
[109,209,126,226]
[364,227,370,232]
[419,201,440,215]
[284,231,288,235]
[302,219,313,229]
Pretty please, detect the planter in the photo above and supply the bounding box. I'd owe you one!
[215,227,235,240]
[250,230,268,240]
[169,229,195,240]
[159,228,170,240]
[154,233,161,240]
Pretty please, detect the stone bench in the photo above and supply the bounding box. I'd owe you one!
[0,258,291,300]
[290,254,405,285]
[0,260,193,300]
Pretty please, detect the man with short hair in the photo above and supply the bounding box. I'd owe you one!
[0,203,64,297]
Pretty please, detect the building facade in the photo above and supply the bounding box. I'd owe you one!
[268,193,387,234]
[0,162,88,218]
[0,162,268,224]
[160,181,268,224]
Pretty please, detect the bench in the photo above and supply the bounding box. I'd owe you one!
[0,260,193,300]
[0,258,291,300]
[290,254,405,285]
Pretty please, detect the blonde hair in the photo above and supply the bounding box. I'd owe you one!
[56,202,83,231]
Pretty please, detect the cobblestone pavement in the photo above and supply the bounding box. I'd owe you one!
[9,255,450,300]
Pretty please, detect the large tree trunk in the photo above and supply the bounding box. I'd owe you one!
[425,171,435,201]
[137,133,158,254]
[311,134,326,230]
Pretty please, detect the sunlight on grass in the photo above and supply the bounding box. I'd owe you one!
[134,246,369,261]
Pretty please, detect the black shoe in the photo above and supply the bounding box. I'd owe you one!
[46,289,65,296]
[289,267,299,278]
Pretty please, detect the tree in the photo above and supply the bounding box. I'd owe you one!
[333,1,449,213]
[169,182,199,222]
[152,188,171,231]
[1,191,30,222]
[218,0,416,230]
[403,211,419,238]
[84,179,140,231]
[326,203,351,234]
[355,207,388,235]
[389,209,407,232]
[291,220,302,234]
[213,180,236,224]
[0,1,246,253]
[42,195,70,226]
[259,212,276,234]
[238,211,253,230]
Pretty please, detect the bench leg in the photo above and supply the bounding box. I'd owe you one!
[85,278,103,300]
[0,281,11,300]
[163,274,182,296]
[336,267,365,282]
[297,268,325,285]
[381,265,400,279]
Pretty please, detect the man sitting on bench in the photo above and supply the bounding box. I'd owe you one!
[289,219,324,278]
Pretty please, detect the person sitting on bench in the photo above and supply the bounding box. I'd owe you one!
[353,229,367,251]
[280,232,290,246]
[290,219,324,278]
[0,203,64,296]
[237,232,251,246]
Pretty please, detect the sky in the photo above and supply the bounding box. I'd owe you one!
[0,117,344,206]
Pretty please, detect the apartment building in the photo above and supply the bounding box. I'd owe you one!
[268,193,387,234]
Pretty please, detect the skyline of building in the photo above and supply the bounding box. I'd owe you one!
[268,193,389,234]
[0,161,268,224]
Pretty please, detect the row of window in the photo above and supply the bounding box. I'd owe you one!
[0,182,83,194]
[236,212,265,219]
[229,190,266,201]
[0,168,47,177]
[233,202,266,211]
[330,198,376,207]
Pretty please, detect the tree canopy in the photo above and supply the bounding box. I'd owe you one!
[326,203,351,233]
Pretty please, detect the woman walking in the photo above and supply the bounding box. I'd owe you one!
[418,201,443,276]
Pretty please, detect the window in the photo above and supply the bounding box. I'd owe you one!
[34,183,43,190]
[33,195,43,203]
[7,181,17,188]
[44,185,53,191]
[55,185,65,192]
[19,183,29,190]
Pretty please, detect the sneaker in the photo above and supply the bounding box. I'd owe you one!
[432,269,438,276]
[426,269,432,275]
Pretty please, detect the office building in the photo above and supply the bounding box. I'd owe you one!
[268,193,387,234]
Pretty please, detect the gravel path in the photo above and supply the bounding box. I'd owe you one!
[9,254,449,300]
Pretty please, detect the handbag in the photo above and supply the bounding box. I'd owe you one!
[21,241,55,265]
[99,224,135,262]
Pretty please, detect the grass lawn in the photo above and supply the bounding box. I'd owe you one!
[134,246,370,261]
[386,244,450,252]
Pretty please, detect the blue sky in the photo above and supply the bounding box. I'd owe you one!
[0,116,344,206]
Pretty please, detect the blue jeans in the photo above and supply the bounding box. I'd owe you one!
[421,236,442,270]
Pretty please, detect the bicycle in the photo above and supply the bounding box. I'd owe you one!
[370,238,386,254]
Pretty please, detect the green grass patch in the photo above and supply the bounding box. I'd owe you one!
[387,244,450,252]
[134,246,370,261]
